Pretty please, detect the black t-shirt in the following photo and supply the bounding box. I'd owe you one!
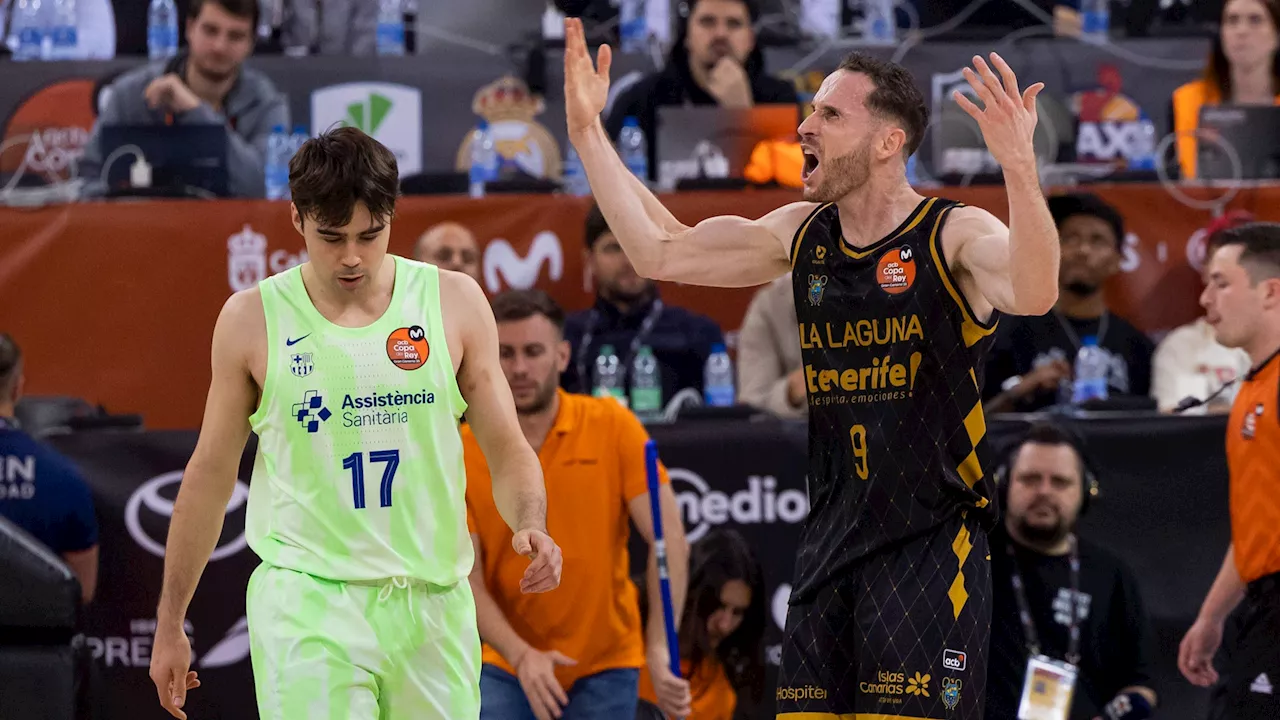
[982,311,1155,411]
[986,532,1157,720]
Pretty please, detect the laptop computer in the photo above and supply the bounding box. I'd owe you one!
[654,104,799,191]
[98,124,231,197]
[1196,105,1280,181]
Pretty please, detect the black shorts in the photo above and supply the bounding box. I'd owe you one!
[1214,573,1280,720]
[775,515,991,719]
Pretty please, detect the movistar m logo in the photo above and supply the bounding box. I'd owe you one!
[344,93,393,135]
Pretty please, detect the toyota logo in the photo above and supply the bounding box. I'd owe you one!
[125,471,250,560]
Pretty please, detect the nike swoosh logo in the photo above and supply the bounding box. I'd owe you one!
[286,334,311,346]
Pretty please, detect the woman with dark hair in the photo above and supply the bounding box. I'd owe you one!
[637,528,766,720]
[1172,0,1280,178]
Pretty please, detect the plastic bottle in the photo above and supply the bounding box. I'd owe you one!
[48,0,76,60]
[1071,336,1109,404]
[618,0,647,53]
[1081,0,1110,44]
[376,0,405,56]
[147,0,178,61]
[703,343,736,407]
[630,346,663,417]
[862,0,896,45]
[469,120,499,199]
[265,126,290,201]
[619,117,649,184]
[593,344,626,406]
[11,0,46,61]
[562,145,590,196]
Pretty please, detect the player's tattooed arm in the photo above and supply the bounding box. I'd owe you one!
[450,274,548,535]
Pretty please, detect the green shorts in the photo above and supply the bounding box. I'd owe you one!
[245,562,481,720]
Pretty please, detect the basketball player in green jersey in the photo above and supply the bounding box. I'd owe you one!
[147,127,562,720]
[565,18,1063,720]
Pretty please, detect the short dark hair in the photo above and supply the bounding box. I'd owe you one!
[686,0,759,21]
[1047,193,1125,251]
[836,53,928,158]
[583,202,612,251]
[188,0,260,30]
[1215,222,1280,283]
[0,333,22,401]
[1003,421,1088,481]
[490,289,566,332]
[290,127,400,229]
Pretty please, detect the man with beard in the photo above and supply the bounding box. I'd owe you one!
[80,0,288,198]
[462,289,692,720]
[604,0,797,180]
[984,193,1154,413]
[561,203,724,402]
[987,422,1158,720]
[415,222,483,285]
[565,16,1061,718]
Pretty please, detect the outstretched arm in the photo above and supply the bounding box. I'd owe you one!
[952,53,1060,316]
[563,17,812,288]
[451,273,562,594]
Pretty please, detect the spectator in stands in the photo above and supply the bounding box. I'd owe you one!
[414,221,483,284]
[604,0,797,180]
[1152,212,1254,413]
[0,334,98,605]
[1172,0,1280,179]
[987,422,1158,720]
[637,528,766,720]
[737,274,805,418]
[78,0,288,198]
[463,290,692,720]
[983,194,1154,413]
[561,204,725,403]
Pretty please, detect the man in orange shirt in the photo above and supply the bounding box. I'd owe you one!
[1180,223,1280,719]
[464,289,692,720]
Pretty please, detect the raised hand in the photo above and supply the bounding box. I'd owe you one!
[563,17,613,139]
[953,53,1045,171]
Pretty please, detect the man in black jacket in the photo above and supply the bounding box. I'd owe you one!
[605,0,797,180]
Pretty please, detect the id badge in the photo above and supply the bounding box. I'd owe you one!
[1016,655,1078,720]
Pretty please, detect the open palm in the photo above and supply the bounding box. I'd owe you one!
[563,17,613,138]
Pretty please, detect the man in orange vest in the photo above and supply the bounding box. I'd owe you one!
[1180,223,1280,719]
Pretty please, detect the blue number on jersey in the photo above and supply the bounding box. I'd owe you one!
[341,449,400,509]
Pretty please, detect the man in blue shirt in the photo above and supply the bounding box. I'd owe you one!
[0,333,99,604]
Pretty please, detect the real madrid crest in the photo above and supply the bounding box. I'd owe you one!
[807,274,828,306]
[455,76,562,179]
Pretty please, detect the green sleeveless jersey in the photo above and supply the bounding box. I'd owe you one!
[246,256,471,585]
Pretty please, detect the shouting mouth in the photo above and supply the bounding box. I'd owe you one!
[802,148,820,182]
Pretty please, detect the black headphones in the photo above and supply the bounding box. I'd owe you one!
[991,420,1101,517]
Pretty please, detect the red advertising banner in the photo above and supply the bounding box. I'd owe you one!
[2,184,1273,429]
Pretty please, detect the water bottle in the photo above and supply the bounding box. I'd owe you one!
[1071,336,1109,405]
[630,346,663,417]
[562,145,590,197]
[1128,118,1156,171]
[799,0,842,40]
[48,0,76,60]
[1081,0,1109,43]
[291,125,309,157]
[862,0,896,45]
[147,0,178,61]
[469,120,499,199]
[592,344,626,406]
[703,343,736,407]
[11,0,46,61]
[619,117,649,184]
[619,0,646,53]
[265,126,290,201]
[376,0,405,56]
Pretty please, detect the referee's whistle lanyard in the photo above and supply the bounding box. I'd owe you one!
[1008,535,1083,667]
[575,299,665,392]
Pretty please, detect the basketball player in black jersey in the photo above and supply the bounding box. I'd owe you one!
[563,17,1061,719]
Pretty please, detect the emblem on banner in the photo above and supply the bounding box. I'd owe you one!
[942,678,962,710]
[807,274,828,306]
[200,616,251,669]
[290,352,314,377]
[1,78,96,179]
[227,224,268,292]
[483,231,564,294]
[311,82,423,176]
[455,76,561,179]
[125,471,249,560]
[1071,64,1156,171]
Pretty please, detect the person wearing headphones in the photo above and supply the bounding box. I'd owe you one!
[986,422,1158,720]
